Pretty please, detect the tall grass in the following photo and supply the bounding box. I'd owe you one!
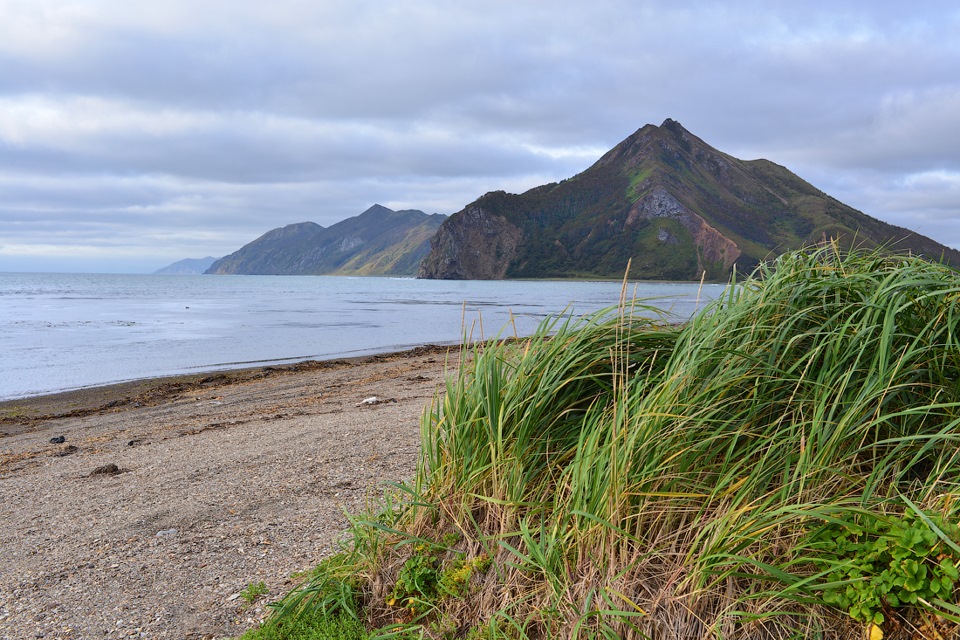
[278,246,960,639]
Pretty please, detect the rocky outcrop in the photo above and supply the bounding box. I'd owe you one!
[627,187,741,273]
[418,205,522,279]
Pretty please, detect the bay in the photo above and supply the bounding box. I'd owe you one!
[0,273,723,400]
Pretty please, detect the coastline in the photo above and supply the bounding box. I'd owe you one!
[0,344,459,639]
[0,343,457,437]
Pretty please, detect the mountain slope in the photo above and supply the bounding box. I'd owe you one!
[419,119,960,280]
[207,222,326,274]
[153,256,219,275]
[206,205,446,276]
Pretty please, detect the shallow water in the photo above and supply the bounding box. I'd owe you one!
[0,273,723,400]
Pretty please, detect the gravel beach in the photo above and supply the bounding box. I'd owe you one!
[0,346,458,640]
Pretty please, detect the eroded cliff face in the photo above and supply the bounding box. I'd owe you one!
[418,205,522,279]
[627,187,741,274]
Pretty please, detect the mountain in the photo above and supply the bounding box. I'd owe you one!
[153,256,219,275]
[206,205,446,276]
[419,119,960,280]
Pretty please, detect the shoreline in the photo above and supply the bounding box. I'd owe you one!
[0,344,459,639]
[0,341,465,409]
[0,343,457,438]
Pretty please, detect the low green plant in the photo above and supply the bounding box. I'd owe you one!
[273,551,365,622]
[236,609,368,640]
[386,543,493,617]
[439,553,492,598]
[241,581,270,604]
[809,508,960,625]
[441,532,461,547]
[388,550,441,612]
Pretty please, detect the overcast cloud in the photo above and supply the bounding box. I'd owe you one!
[1,0,959,272]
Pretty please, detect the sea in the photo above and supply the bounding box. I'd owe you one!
[0,273,724,401]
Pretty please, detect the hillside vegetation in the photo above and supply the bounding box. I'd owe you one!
[251,246,960,639]
[419,120,960,281]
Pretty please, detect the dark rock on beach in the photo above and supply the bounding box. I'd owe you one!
[89,463,123,476]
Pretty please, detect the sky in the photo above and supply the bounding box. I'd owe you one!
[1,1,959,273]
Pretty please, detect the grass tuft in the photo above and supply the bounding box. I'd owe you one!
[258,245,960,639]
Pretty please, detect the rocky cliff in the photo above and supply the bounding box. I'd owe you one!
[417,203,523,279]
[419,119,960,280]
[207,205,446,276]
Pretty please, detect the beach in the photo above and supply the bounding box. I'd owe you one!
[0,346,458,640]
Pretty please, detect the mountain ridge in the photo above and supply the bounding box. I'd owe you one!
[153,256,219,275]
[206,205,446,276]
[419,119,960,280]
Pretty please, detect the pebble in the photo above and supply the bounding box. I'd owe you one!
[156,529,178,537]
[355,396,396,406]
[49,436,66,444]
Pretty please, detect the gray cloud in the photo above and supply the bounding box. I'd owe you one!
[1,0,959,271]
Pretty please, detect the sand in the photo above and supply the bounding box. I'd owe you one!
[0,346,458,640]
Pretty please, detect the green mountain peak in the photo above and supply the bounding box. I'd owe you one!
[419,120,960,280]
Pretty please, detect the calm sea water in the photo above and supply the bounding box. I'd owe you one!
[0,273,723,400]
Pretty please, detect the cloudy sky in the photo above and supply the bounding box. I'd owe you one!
[1,1,959,272]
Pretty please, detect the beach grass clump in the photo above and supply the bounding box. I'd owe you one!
[268,245,960,639]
